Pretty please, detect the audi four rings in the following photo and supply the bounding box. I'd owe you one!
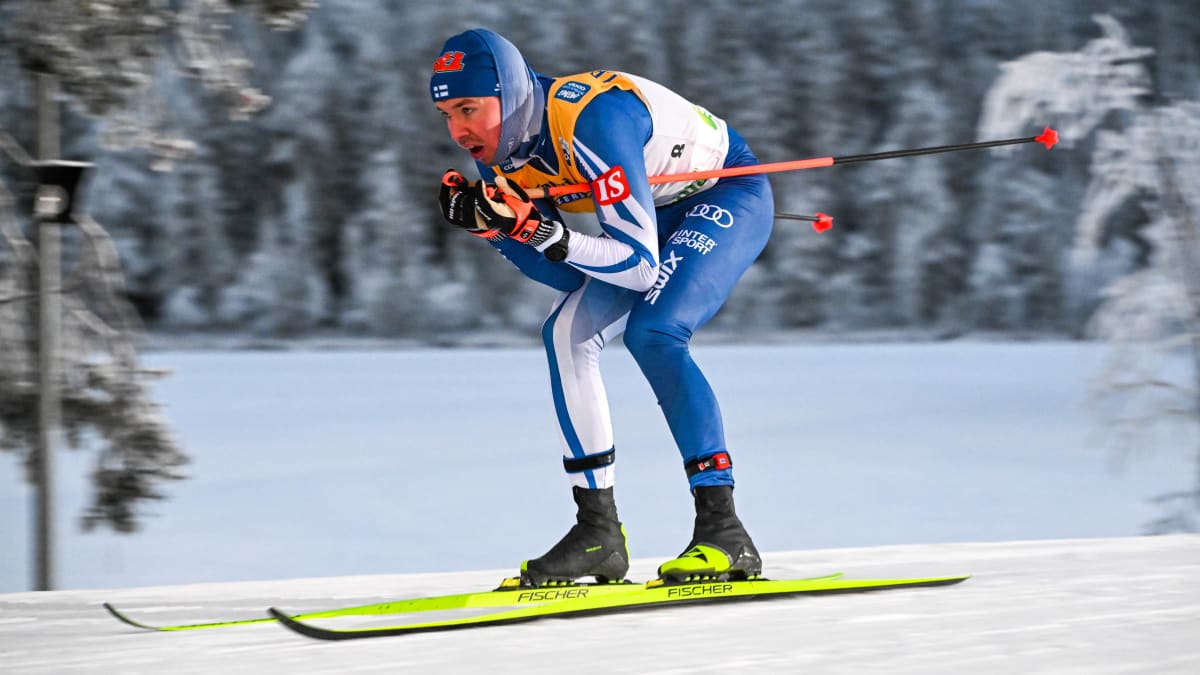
[685,203,735,228]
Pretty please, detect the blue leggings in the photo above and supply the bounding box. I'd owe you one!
[542,169,774,491]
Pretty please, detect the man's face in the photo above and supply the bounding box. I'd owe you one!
[435,96,502,164]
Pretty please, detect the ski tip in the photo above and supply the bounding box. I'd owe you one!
[270,607,356,641]
[267,607,305,634]
[269,607,319,632]
[102,602,159,631]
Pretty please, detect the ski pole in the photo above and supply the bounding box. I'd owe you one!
[526,127,1059,201]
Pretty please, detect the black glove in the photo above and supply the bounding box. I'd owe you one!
[473,176,566,251]
[439,169,501,239]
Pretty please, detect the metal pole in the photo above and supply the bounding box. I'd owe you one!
[35,71,61,592]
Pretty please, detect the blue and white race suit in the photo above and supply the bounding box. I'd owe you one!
[478,70,774,491]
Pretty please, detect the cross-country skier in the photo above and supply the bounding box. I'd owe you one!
[432,28,773,586]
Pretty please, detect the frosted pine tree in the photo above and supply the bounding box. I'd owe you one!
[871,81,956,327]
[0,0,316,543]
[217,173,328,336]
[744,9,845,331]
[1085,104,1200,533]
[341,147,446,337]
[979,15,1200,532]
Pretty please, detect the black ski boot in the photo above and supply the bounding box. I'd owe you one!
[521,486,630,586]
[658,485,762,583]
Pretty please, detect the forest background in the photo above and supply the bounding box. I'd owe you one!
[5,0,1196,342]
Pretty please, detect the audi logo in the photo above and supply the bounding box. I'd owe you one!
[685,203,735,228]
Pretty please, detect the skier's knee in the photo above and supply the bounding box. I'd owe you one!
[542,306,603,362]
[623,321,690,366]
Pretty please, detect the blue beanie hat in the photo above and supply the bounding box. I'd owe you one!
[430,30,501,100]
[430,29,545,165]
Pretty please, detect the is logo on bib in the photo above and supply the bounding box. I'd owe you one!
[593,166,630,206]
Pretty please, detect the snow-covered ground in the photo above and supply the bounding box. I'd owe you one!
[1,535,1197,674]
[1,341,1197,671]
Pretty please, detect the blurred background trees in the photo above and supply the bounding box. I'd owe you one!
[976,14,1199,533]
[1,0,1194,343]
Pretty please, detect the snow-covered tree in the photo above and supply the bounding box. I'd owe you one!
[0,0,316,549]
[217,169,328,335]
[1085,104,1200,533]
[964,163,1065,333]
[868,81,956,327]
[979,15,1200,531]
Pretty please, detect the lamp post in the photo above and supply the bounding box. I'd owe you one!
[31,70,92,591]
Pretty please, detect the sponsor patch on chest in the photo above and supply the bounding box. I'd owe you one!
[555,81,592,102]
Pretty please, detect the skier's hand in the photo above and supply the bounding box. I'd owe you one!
[473,176,563,248]
[439,169,500,239]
